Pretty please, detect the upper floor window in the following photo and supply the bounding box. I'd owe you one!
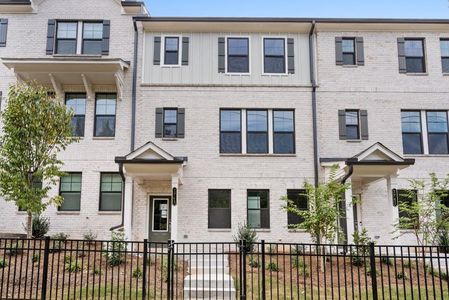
[163,108,178,138]
[247,110,268,154]
[59,173,82,212]
[401,111,423,154]
[335,37,364,66]
[94,93,116,137]
[99,173,122,211]
[338,109,369,141]
[345,110,360,140]
[164,37,180,65]
[263,38,286,74]
[227,38,249,73]
[273,110,295,154]
[220,109,242,153]
[82,22,103,55]
[56,22,78,54]
[427,111,449,154]
[0,19,8,47]
[441,39,449,73]
[404,39,426,73]
[65,93,86,137]
[342,38,356,65]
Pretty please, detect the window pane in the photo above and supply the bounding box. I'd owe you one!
[57,22,77,39]
[228,57,249,73]
[405,40,424,57]
[247,111,268,132]
[342,39,355,53]
[164,124,177,138]
[345,111,359,125]
[101,174,122,192]
[96,98,116,115]
[343,53,355,65]
[208,209,231,229]
[83,23,103,39]
[228,38,248,55]
[66,94,86,115]
[248,210,261,228]
[247,133,268,153]
[95,116,115,137]
[165,37,179,51]
[273,111,294,132]
[153,199,168,230]
[83,40,102,55]
[427,111,448,133]
[248,196,260,209]
[221,110,241,132]
[402,133,423,154]
[406,57,425,73]
[274,133,294,154]
[428,133,449,154]
[441,40,449,57]
[442,58,449,73]
[220,132,241,153]
[264,39,284,56]
[346,126,360,140]
[401,111,421,133]
[60,193,81,211]
[264,57,285,73]
[164,52,179,65]
[56,40,76,54]
[209,190,231,209]
[164,109,177,123]
[100,193,121,211]
[70,116,85,137]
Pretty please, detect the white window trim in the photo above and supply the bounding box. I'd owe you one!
[161,35,182,67]
[151,197,170,233]
[261,36,289,76]
[225,36,251,75]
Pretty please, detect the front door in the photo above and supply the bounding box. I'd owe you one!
[149,196,171,242]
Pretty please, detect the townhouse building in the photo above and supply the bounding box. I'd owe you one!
[1,0,448,246]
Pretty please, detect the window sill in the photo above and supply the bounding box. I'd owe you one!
[224,73,251,76]
[346,139,362,143]
[261,73,289,77]
[341,65,359,68]
[443,73,449,76]
[220,153,296,157]
[404,154,449,158]
[56,211,80,215]
[404,72,428,76]
[208,229,232,232]
[162,138,179,141]
[52,54,102,58]
[92,137,115,140]
[161,65,181,68]
[16,212,27,215]
[254,229,271,232]
[98,211,121,215]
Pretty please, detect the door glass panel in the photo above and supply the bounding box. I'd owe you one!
[153,199,169,231]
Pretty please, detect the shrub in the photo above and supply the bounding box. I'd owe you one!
[351,256,365,267]
[291,246,303,255]
[267,245,277,255]
[249,256,259,268]
[438,230,449,254]
[396,272,407,280]
[0,259,7,268]
[265,262,279,272]
[65,261,81,273]
[403,260,414,269]
[83,230,97,245]
[132,268,143,278]
[233,223,257,253]
[50,233,68,253]
[103,231,126,266]
[440,272,449,281]
[32,215,50,239]
[92,268,102,276]
[31,253,40,263]
[5,241,23,256]
[63,255,73,264]
[162,260,179,282]
[53,232,69,240]
[381,257,393,266]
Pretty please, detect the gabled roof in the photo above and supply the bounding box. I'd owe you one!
[115,141,187,164]
[346,142,415,166]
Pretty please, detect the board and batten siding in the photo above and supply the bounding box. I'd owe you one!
[143,32,311,86]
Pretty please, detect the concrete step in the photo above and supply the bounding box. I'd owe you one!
[187,255,229,263]
[183,287,236,299]
[184,274,234,289]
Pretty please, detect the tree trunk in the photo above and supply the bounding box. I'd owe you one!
[27,212,32,238]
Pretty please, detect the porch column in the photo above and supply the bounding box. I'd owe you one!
[123,177,133,241]
[171,175,179,241]
[387,175,398,239]
[345,178,355,244]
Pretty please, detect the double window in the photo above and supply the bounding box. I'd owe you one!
[208,189,231,229]
[59,173,82,211]
[397,189,418,229]
[287,189,308,226]
[220,109,295,154]
[55,21,106,55]
[65,93,86,137]
[247,190,270,229]
[227,38,249,73]
[164,37,180,65]
[99,173,122,211]
[441,39,449,73]
[404,39,426,73]
[94,94,116,137]
[263,38,286,74]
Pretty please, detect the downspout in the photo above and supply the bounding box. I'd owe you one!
[309,21,319,187]
[341,164,354,184]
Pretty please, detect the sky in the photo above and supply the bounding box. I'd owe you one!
[144,0,449,19]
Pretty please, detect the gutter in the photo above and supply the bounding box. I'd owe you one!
[341,165,354,184]
[309,20,318,187]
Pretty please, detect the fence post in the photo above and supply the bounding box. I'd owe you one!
[239,240,247,300]
[142,239,148,300]
[369,242,378,300]
[166,240,174,300]
[261,240,266,300]
[40,236,50,300]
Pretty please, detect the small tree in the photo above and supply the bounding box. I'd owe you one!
[283,166,350,246]
[394,173,449,246]
[0,84,76,238]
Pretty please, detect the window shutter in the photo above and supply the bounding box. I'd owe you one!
[102,20,110,55]
[397,38,407,73]
[46,19,56,55]
[356,37,365,66]
[287,38,295,74]
[335,37,343,65]
[0,19,8,47]
[218,37,225,73]
[155,108,163,138]
[153,36,161,65]
[338,110,347,140]
[177,108,185,138]
[360,110,369,140]
[181,37,189,66]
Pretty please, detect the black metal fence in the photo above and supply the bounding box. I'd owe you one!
[0,238,448,299]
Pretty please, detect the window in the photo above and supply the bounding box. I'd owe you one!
[404,39,426,73]
[441,39,449,73]
[220,109,241,153]
[208,189,231,229]
[273,110,295,154]
[437,190,449,221]
[59,173,81,211]
[427,111,449,154]
[227,38,249,73]
[398,189,418,229]
[287,189,308,226]
[345,110,360,140]
[0,19,8,47]
[164,37,179,65]
[163,109,177,138]
[65,93,86,137]
[82,22,103,55]
[99,173,122,211]
[263,38,285,74]
[342,38,356,65]
[401,111,423,154]
[247,190,269,229]
[247,110,268,154]
[94,94,116,137]
[56,22,78,54]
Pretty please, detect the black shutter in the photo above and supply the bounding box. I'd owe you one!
[356,37,365,66]
[102,20,110,55]
[153,36,161,65]
[287,38,295,74]
[218,37,225,73]
[46,19,56,55]
[338,110,347,140]
[335,37,343,65]
[155,108,163,138]
[181,37,189,66]
[0,19,8,47]
[360,110,369,140]
[177,108,185,138]
[398,38,407,73]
